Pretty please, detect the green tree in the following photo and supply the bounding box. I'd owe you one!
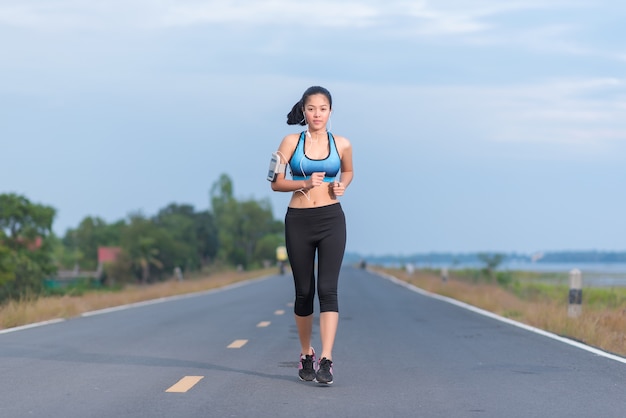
[102,250,134,285]
[153,204,197,272]
[210,174,239,265]
[478,252,505,282]
[136,237,164,284]
[0,243,15,288]
[0,193,56,302]
[121,212,167,283]
[239,198,283,267]
[49,233,77,270]
[210,174,283,268]
[152,203,219,272]
[62,217,124,270]
[254,233,285,265]
[194,210,218,268]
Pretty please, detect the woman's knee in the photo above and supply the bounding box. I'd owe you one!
[318,287,338,312]
[294,296,315,316]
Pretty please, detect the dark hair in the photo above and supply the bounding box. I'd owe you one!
[286,86,333,126]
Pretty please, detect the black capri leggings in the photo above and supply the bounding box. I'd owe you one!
[285,203,346,316]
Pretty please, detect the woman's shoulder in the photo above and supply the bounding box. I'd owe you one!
[331,133,351,150]
[279,132,301,147]
[277,132,303,158]
[283,131,304,142]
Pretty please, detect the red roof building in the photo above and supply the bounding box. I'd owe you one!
[98,247,121,264]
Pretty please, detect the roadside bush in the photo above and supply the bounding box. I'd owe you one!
[496,271,514,286]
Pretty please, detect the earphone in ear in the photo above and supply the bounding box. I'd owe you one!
[303,110,311,137]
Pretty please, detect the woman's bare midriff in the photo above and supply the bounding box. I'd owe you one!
[288,182,339,208]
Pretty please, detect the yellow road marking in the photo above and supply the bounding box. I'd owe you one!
[275,309,285,315]
[166,376,204,393]
[257,321,271,327]
[228,339,248,348]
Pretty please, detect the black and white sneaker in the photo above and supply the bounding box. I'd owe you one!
[315,357,333,384]
[298,348,317,381]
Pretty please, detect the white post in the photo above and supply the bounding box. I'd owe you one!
[568,268,582,318]
[441,267,448,283]
[405,263,415,275]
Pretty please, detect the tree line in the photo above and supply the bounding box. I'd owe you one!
[0,174,284,304]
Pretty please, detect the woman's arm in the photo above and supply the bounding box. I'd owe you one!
[332,137,353,196]
[270,135,320,192]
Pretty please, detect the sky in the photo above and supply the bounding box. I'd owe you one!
[1,0,625,256]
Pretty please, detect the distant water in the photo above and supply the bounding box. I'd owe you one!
[505,261,626,288]
[503,261,626,274]
[394,261,626,288]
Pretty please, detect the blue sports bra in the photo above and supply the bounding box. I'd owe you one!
[289,131,341,182]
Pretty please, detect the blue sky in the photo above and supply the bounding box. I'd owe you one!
[1,1,625,256]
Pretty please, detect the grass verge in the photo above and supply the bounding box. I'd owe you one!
[0,268,273,331]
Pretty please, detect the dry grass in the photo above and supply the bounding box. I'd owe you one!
[0,268,273,330]
[375,267,626,358]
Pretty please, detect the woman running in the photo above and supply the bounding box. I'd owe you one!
[270,86,354,384]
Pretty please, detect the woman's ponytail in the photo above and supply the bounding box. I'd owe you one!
[286,101,305,126]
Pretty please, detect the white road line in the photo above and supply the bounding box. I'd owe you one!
[165,376,204,393]
[257,321,271,327]
[377,271,626,365]
[274,309,285,315]
[0,318,65,335]
[228,339,248,348]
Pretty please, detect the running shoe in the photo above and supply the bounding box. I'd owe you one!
[316,357,333,384]
[298,348,317,381]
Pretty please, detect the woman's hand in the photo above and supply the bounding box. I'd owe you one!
[331,181,345,197]
[306,172,326,189]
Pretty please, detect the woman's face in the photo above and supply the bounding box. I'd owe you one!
[303,94,331,130]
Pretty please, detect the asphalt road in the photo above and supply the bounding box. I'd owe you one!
[1,266,625,418]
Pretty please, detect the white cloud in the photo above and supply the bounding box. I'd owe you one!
[158,1,380,28]
[1,0,618,68]
[0,0,586,32]
[404,1,533,35]
[473,78,626,150]
[399,0,621,67]
[351,76,626,154]
[0,1,381,30]
[2,0,624,154]
[0,2,136,30]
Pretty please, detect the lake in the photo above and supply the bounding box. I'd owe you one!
[399,261,626,288]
